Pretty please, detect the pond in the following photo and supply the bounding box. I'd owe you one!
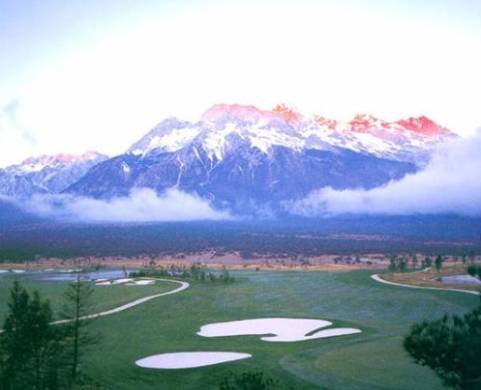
[440,274,481,286]
[0,268,136,282]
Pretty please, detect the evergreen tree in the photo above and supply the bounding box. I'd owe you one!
[411,254,418,270]
[467,264,481,280]
[404,306,481,389]
[0,280,31,389]
[60,275,98,387]
[423,256,433,269]
[435,255,443,272]
[0,281,64,389]
[388,255,397,272]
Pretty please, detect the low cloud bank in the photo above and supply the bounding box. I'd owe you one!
[290,130,481,216]
[21,188,230,222]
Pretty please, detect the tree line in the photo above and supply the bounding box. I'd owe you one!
[388,254,447,272]
[129,263,235,284]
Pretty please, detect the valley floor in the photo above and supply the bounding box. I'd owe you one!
[0,270,478,389]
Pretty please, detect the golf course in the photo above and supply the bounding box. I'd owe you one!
[0,269,478,389]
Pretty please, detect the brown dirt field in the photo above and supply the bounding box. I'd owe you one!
[1,253,478,273]
[382,264,481,292]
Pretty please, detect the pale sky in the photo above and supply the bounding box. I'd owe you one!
[1,0,481,167]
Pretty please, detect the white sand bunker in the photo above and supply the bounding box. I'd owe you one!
[136,352,251,369]
[126,279,156,286]
[96,278,135,286]
[198,318,361,342]
[112,278,134,285]
[95,281,111,286]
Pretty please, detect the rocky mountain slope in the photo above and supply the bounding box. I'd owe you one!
[0,151,107,197]
[65,104,454,212]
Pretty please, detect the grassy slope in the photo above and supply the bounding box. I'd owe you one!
[76,270,478,390]
[0,276,174,321]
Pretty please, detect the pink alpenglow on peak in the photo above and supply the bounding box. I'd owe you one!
[127,103,453,166]
[396,116,449,136]
[271,103,303,124]
[9,151,107,174]
[201,103,302,125]
[21,151,105,166]
[312,113,449,138]
[314,116,338,130]
[201,103,448,138]
[201,104,269,123]
[348,114,389,132]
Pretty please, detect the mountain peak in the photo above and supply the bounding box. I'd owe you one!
[127,104,454,164]
[201,103,301,125]
[0,151,108,196]
[396,116,448,136]
[272,103,302,124]
[348,114,387,131]
[201,104,266,123]
[11,151,107,174]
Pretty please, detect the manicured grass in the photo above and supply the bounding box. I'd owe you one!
[82,270,478,389]
[0,275,174,321]
[1,270,478,389]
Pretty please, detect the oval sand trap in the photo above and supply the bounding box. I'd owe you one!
[136,352,251,369]
[133,279,155,285]
[95,281,111,286]
[111,278,134,285]
[198,318,361,342]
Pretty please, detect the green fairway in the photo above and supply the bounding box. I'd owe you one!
[1,270,478,389]
[0,275,174,320]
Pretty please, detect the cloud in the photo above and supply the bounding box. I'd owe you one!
[20,188,230,222]
[0,99,39,167]
[289,130,481,216]
[1,99,37,145]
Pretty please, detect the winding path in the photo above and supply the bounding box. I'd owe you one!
[0,278,190,332]
[371,274,480,296]
[54,278,190,324]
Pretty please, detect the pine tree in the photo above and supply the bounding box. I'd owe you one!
[28,291,55,389]
[405,306,481,389]
[435,255,443,272]
[411,254,418,270]
[0,281,64,389]
[388,255,397,272]
[423,256,432,269]
[60,275,98,386]
[1,280,31,389]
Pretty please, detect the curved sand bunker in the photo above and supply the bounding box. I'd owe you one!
[198,318,361,342]
[135,352,251,369]
[95,278,155,286]
[126,279,155,286]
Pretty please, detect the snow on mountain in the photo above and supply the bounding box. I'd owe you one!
[5,151,105,175]
[0,151,108,196]
[2,104,455,215]
[128,104,454,165]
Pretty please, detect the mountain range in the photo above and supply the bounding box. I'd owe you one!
[0,104,455,214]
[0,151,107,197]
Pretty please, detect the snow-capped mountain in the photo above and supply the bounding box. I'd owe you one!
[128,104,453,165]
[66,104,454,212]
[0,151,107,197]
[1,103,454,213]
